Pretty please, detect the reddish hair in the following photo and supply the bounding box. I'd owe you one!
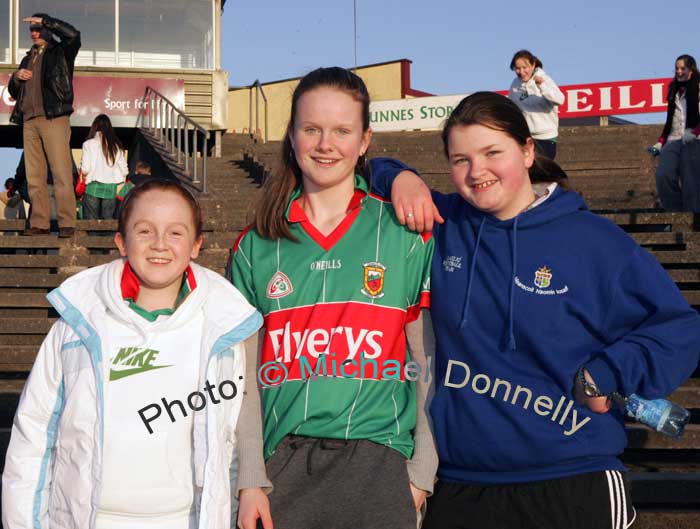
[117,179,202,239]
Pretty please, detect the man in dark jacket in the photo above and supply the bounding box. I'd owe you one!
[9,13,80,237]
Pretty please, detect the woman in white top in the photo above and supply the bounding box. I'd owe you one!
[651,54,700,212]
[80,113,128,219]
[508,49,565,160]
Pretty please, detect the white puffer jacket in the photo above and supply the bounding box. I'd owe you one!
[2,260,262,529]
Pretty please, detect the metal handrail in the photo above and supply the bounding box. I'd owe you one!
[137,87,209,192]
[249,79,268,142]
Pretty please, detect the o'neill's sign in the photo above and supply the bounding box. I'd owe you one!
[370,77,672,132]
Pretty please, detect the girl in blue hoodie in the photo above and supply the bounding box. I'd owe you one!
[370,92,700,529]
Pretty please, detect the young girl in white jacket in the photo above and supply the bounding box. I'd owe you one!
[80,114,128,219]
[509,49,565,159]
[2,179,262,529]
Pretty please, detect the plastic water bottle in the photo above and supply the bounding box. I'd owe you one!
[624,394,690,438]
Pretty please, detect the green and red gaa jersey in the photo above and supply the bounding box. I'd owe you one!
[230,175,433,459]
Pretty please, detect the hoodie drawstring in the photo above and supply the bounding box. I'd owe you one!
[508,216,519,351]
[459,218,485,329]
[458,215,519,352]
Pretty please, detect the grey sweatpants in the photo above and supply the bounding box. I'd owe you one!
[261,436,417,529]
[656,139,700,212]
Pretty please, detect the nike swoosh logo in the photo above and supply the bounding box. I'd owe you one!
[110,364,172,381]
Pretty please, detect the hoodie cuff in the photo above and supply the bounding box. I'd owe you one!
[584,357,619,395]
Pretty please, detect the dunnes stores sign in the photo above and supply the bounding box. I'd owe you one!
[369,77,672,132]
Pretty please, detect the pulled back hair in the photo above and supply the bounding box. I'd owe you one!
[118,179,203,240]
[253,66,371,241]
[441,91,569,189]
[88,114,123,167]
[510,49,543,71]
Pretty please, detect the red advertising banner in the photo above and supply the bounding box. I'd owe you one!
[497,77,673,118]
[0,75,185,127]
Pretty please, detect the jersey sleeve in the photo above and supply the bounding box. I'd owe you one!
[406,232,434,322]
[228,227,258,307]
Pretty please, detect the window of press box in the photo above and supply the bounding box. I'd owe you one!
[16,0,214,70]
[0,0,10,63]
[119,0,214,69]
[17,0,116,67]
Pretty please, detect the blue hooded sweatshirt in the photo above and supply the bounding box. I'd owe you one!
[369,157,700,484]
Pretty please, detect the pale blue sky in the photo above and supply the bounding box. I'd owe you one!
[223,0,696,99]
[2,1,698,179]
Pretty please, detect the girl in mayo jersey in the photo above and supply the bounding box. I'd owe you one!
[229,67,437,529]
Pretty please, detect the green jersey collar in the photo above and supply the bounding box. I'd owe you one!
[285,174,368,222]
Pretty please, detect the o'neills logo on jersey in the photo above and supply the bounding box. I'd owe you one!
[267,271,293,299]
[361,261,386,299]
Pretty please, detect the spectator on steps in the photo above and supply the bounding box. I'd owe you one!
[117,161,153,202]
[0,178,26,220]
[79,114,128,219]
[508,49,564,160]
[650,54,700,212]
[9,13,80,237]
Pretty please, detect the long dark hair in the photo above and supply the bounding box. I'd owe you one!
[667,54,699,99]
[87,114,123,167]
[253,67,371,241]
[442,91,568,189]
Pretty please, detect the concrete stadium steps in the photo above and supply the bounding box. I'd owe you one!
[192,133,262,229]
[634,512,700,529]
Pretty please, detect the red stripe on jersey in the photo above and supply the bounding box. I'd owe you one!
[288,190,365,251]
[406,291,430,322]
[262,301,409,381]
[233,225,253,253]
